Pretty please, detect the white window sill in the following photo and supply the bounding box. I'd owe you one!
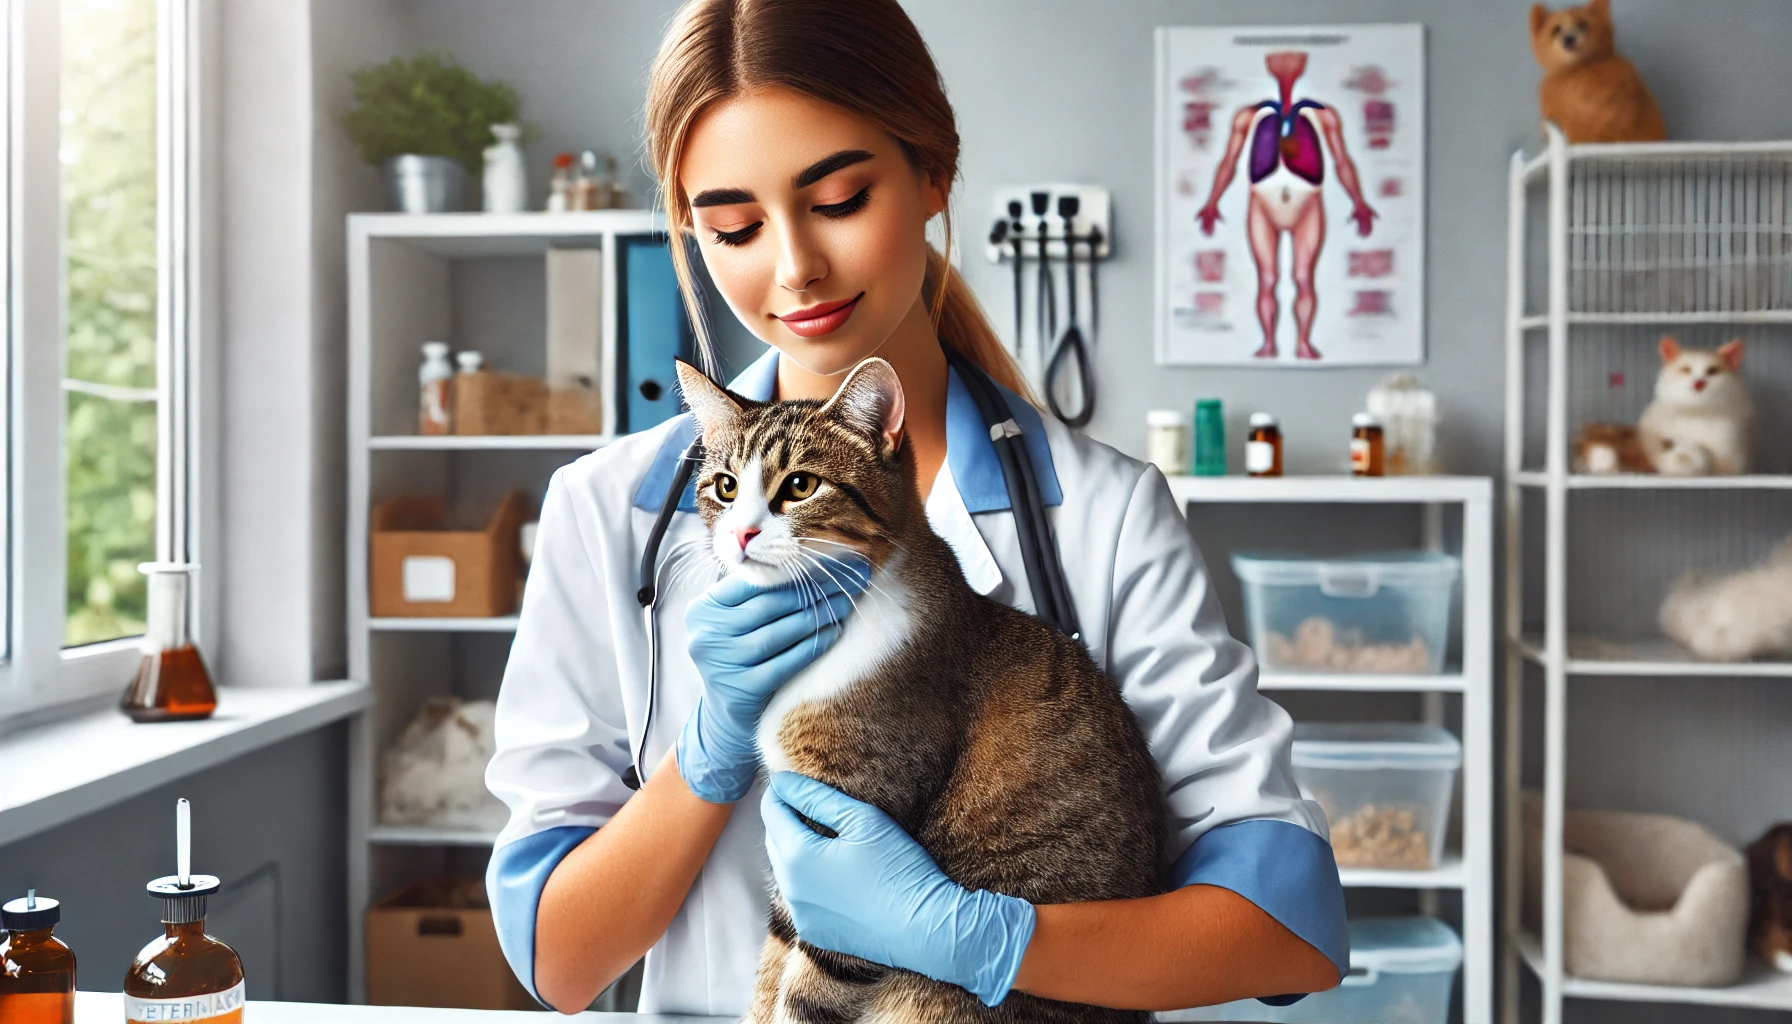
[0,681,369,846]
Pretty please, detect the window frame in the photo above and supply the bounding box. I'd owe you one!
[5,0,213,721]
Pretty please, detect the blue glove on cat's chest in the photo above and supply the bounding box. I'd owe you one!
[677,562,868,804]
[761,771,1037,1007]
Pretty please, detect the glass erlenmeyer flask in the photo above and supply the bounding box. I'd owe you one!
[120,563,216,723]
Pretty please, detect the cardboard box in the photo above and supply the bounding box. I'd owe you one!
[370,492,528,618]
[454,371,547,435]
[367,877,535,1010]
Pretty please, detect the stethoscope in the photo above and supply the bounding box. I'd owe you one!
[620,348,1078,790]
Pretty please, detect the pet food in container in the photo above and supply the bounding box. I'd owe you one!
[1168,916,1462,1023]
[1294,723,1460,871]
[1231,551,1459,675]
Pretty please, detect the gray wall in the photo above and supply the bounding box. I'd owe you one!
[0,727,350,1003]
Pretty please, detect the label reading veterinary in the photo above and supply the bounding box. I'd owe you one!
[1349,438,1371,472]
[125,981,245,1023]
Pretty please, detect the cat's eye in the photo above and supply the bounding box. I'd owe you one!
[714,473,738,502]
[779,472,820,502]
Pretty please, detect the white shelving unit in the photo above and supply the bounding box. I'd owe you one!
[1503,127,1792,1024]
[345,209,662,1004]
[1165,473,1495,1024]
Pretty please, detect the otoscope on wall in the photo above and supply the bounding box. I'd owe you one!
[985,185,1111,428]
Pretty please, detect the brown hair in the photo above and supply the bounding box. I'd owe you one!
[644,0,1035,403]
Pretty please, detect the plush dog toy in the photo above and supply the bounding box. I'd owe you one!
[1530,0,1666,143]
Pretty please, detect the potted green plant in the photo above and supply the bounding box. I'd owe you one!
[337,51,522,213]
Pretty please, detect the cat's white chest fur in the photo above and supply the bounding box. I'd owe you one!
[755,564,913,774]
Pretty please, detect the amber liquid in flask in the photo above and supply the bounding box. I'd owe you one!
[121,563,217,722]
[0,891,75,1024]
[125,801,245,1024]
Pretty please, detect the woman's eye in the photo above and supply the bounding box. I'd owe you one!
[780,472,819,502]
[714,474,738,501]
[813,186,871,219]
[711,222,762,247]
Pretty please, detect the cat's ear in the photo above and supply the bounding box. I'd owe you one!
[1585,0,1609,15]
[821,357,905,458]
[1718,338,1745,371]
[675,359,744,442]
[1658,336,1682,363]
[1529,3,1548,35]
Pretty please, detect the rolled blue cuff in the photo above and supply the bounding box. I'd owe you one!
[1172,819,1350,1003]
[676,701,760,804]
[486,825,598,1006]
[967,890,1037,1007]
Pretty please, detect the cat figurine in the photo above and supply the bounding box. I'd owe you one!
[674,358,1166,1024]
[1660,537,1792,662]
[1530,0,1666,143]
[1637,337,1752,476]
[1748,825,1792,972]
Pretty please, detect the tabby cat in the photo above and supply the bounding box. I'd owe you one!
[674,356,1166,1024]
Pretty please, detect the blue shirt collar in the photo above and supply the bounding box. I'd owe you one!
[630,348,1059,514]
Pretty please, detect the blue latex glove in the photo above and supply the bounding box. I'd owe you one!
[677,561,868,803]
[760,771,1036,1007]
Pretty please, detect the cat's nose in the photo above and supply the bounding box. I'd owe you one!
[1693,379,1708,391]
[1561,33,1579,49]
[734,527,761,552]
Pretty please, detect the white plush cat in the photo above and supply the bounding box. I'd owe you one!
[1637,337,1752,476]
[1661,538,1792,662]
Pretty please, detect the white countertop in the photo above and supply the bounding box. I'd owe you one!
[75,991,736,1022]
[0,682,369,845]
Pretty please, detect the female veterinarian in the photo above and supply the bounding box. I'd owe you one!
[484,0,1347,1015]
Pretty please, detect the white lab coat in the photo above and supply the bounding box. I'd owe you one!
[485,350,1346,1015]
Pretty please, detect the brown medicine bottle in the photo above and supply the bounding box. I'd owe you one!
[124,877,245,1024]
[125,802,244,1024]
[1351,413,1386,477]
[0,891,75,1024]
[1246,413,1283,477]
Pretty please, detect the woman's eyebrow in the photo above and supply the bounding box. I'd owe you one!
[691,186,755,208]
[793,149,874,189]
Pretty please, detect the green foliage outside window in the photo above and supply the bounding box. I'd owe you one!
[63,0,158,646]
[336,51,523,172]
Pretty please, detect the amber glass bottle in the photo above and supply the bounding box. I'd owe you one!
[1246,413,1284,477]
[124,876,245,1024]
[0,891,74,1024]
[1350,413,1386,477]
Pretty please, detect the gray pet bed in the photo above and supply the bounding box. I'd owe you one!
[1523,793,1747,987]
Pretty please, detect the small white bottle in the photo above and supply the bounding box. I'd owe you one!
[1145,410,1190,477]
[419,342,453,436]
[482,124,528,214]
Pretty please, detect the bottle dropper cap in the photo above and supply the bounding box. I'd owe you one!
[1250,412,1278,428]
[1352,412,1380,428]
[147,799,221,924]
[2,888,60,931]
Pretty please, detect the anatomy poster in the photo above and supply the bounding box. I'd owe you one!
[1155,24,1425,366]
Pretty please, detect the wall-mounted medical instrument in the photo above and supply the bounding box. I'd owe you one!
[986,184,1110,428]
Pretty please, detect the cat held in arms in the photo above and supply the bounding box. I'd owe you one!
[673,357,1166,1024]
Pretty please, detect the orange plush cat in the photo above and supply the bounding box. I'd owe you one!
[1530,0,1666,143]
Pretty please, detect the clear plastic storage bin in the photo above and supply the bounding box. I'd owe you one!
[1294,723,1460,871]
[1231,552,1459,674]
[1168,916,1462,1023]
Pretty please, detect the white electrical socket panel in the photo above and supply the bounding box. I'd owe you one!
[983,184,1112,263]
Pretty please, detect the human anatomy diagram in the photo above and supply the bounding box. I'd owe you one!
[1195,52,1377,361]
[1157,24,1424,368]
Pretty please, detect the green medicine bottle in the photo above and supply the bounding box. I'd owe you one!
[1193,399,1226,476]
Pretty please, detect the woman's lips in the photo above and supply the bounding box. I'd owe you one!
[776,293,863,338]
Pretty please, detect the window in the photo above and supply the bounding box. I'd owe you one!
[6,0,202,716]
[61,0,160,646]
